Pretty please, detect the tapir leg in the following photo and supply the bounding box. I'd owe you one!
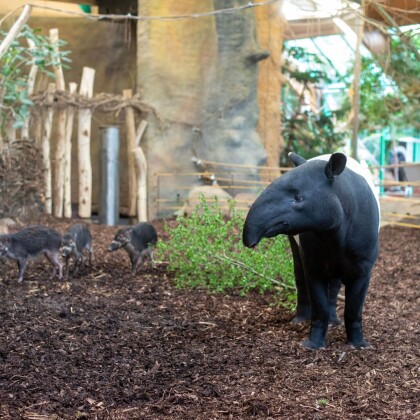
[45,251,63,280]
[328,278,342,326]
[16,259,28,283]
[304,278,330,349]
[344,266,372,348]
[288,236,311,324]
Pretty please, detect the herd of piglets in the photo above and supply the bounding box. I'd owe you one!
[0,222,158,283]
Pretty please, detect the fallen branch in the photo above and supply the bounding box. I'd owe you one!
[215,253,294,291]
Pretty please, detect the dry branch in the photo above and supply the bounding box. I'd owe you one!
[0,4,32,60]
[215,253,294,291]
[0,140,44,219]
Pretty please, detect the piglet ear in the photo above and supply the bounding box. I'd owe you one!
[325,153,347,180]
[288,152,307,167]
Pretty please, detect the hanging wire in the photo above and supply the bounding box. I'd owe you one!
[0,0,283,28]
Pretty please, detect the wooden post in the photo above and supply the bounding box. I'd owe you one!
[21,38,38,140]
[63,82,78,219]
[77,67,95,218]
[41,83,55,214]
[33,108,43,150]
[50,28,67,218]
[133,120,148,222]
[351,17,364,160]
[123,89,137,219]
[6,120,16,142]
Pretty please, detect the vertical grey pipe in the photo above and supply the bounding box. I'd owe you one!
[99,126,119,225]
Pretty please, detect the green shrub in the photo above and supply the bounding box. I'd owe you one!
[157,198,296,305]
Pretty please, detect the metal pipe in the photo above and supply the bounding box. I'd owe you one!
[99,126,120,225]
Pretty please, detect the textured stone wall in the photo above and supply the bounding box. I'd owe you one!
[137,0,284,218]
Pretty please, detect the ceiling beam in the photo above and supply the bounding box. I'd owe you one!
[49,0,98,4]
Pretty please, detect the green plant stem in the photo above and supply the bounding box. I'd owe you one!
[215,253,294,291]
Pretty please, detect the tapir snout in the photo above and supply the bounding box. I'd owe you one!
[243,208,291,248]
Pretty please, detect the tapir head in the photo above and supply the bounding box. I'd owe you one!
[242,152,347,247]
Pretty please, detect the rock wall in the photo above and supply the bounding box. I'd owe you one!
[137,0,284,218]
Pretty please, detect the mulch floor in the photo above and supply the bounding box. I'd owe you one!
[0,217,419,419]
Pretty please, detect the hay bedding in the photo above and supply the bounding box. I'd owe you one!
[0,218,418,419]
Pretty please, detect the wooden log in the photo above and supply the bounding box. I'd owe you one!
[50,28,67,218]
[133,120,148,222]
[77,67,95,218]
[21,38,38,140]
[49,29,65,91]
[133,147,148,222]
[63,82,78,219]
[41,83,55,214]
[135,120,148,147]
[123,89,137,218]
[0,5,32,60]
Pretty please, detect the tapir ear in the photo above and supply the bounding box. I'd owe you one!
[325,153,347,180]
[288,152,307,167]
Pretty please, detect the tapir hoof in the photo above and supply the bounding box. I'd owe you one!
[346,339,372,349]
[291,315,310,324]
[328,318,343,327]
[301,339,326,350]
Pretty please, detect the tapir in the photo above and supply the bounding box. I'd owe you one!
[242,152,380,349]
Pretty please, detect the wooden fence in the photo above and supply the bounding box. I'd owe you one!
[3,25,155,222]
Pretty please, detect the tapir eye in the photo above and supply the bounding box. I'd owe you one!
[294,194,303,202]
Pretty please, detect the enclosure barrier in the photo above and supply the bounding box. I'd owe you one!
[154,160,420,229]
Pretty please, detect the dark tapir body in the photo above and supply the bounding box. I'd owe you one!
[243,152,380,349]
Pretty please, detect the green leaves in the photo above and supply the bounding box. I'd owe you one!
[281,44,345,164]
[0,25,72,135]
[359,28,420,132]
[157,198,295,305]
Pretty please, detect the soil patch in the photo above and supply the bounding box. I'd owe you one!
[0,219,419,419]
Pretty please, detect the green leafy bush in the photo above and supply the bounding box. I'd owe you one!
[281,45,346,166]
[157,198,295,304]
